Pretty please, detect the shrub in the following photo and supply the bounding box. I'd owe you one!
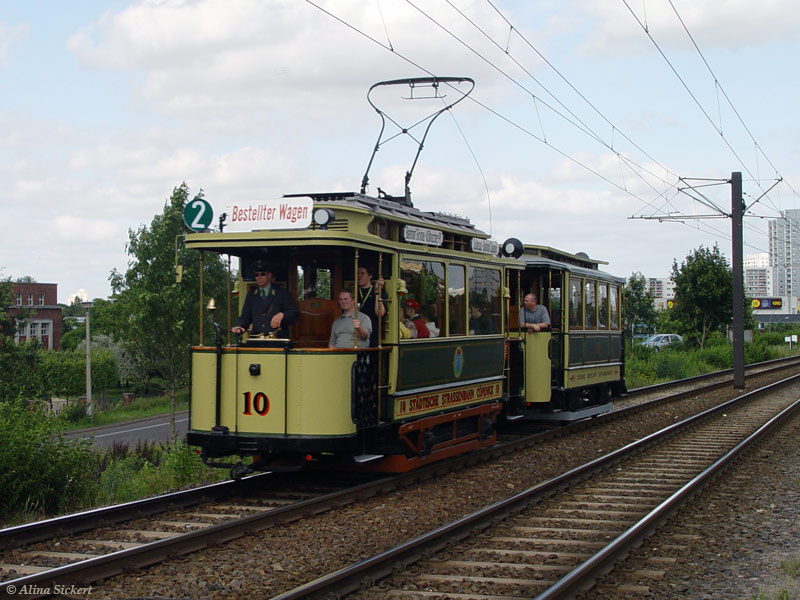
[653,350,694,381]
[0,402,96,524]
[744,342,775,364]
[695,345,732,370]
[61,399,88,424]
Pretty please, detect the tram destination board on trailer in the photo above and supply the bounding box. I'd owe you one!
[184,77,627,478]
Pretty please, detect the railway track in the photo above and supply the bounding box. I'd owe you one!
[1,356,798,598]
[274,373,800,600]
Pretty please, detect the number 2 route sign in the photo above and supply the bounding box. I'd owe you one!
[183,197,214,232]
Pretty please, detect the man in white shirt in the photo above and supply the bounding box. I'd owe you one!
[329,289,372,348]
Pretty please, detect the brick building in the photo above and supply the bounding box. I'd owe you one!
[8,282,63,350]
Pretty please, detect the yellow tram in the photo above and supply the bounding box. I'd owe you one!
[185,76,625,476]
[186,191,523,475]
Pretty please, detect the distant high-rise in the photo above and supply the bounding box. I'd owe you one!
[743,252,772,297]
[648,277,676,310]
[768,209,800,297]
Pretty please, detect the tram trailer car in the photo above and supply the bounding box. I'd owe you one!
[505,244,627,421]
[185,192,627,476]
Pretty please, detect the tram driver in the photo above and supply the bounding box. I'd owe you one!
[519,293,550,332]
[232,261,299,338]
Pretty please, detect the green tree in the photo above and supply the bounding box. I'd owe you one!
[623,272,656,342]
[61,301,87,319]
[100,183,232,436]
[671,244,735,348]
[0,277,39,403]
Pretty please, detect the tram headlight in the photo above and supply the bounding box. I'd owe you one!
[312,208,335,229]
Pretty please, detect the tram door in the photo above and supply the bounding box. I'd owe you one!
[291,255,341,347]
[520,269,556,405]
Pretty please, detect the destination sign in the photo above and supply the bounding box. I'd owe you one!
[224,198,313,232]
[403,225,443,246]
[471,238,499,255]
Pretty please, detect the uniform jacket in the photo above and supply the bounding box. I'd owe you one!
[236,285,299,338]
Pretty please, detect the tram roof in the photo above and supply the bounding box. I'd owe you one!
[285,191,484,237]
[522,245,624,284]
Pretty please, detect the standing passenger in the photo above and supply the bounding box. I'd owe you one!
[519,294,550,332]
[357,265,388,347]
[329,289,372,349]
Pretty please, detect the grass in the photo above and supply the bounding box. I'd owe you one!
[625,340,798,389]
[751,591,791,600]
[781,557,800,578]
[56,389,190,430]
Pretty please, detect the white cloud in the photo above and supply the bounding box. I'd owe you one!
[49,215,125,242]
[0,20,29,68]
[66,0,516,121]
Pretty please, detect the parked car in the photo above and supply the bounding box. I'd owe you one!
[640,333,683,351]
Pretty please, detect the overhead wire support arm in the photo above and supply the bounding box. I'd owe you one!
[359,76,475,205]
[744,177,782,213]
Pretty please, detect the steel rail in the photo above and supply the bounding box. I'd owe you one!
[269,373,800,600]
[0,474,399,598]
[0,475,272,550]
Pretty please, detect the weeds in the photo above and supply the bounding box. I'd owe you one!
[91,440,224,506]
[752,589,791,600]
[781,557,800,578]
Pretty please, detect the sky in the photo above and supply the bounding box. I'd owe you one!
[2,0,799,304]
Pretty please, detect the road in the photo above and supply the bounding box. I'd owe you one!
[63,411,189,449]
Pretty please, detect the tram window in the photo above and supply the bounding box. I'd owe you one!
[448,264,466,336]
[296,265,333,301]
[400,259,445,338]
[569,279,582,330]
[609,285,620,330]
[598,283,608,329]
[549,285,561,330]
[584,280,597,329]
[367,219,395,241]
[468,267,501,335]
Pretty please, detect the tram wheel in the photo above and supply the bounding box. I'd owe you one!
[230,462,252,481]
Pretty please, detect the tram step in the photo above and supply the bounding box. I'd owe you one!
[353,454,384,463]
